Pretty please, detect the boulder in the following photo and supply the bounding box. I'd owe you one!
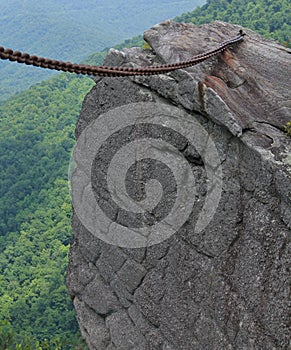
[67,20,290,349]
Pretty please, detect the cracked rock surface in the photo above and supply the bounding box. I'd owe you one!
[67,21,290,349]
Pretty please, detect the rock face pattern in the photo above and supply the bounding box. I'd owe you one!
[67,21,290,349]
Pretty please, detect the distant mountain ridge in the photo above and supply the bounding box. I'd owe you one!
[0,0,205,102]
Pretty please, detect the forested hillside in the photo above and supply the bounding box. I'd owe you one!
[0,75,95,349]
[176,0,290,47]
[0,0,290,348]
[0,0,205,102]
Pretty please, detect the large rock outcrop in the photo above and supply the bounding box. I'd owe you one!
[67,21,290,349]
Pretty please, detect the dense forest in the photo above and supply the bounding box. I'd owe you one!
[0,75,95,349]
[0,0,290,348]
[176,0,290,47]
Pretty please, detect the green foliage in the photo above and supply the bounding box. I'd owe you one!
[175,0,291,47]
[0,320,88,349]
[284,122,291,137]
[0,74,94,239]
[81,51,108,66]
[0,181,89,349]
[0,74,94,348]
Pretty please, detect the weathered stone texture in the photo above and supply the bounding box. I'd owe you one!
[67,21,290,349]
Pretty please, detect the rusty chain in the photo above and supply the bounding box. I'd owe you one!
[0,30,245,77]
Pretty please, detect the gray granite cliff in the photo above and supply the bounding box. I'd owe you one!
[67,21,290,349]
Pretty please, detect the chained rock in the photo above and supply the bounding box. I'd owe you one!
[66,20,290,350]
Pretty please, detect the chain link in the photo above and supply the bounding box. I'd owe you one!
[0,31,245,77]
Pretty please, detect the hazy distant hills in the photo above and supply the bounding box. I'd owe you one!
[0,0,205,101]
